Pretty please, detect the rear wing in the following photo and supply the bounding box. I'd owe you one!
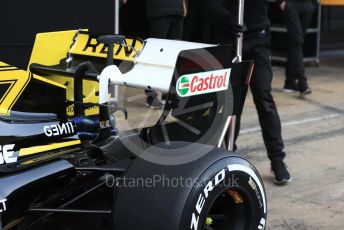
[109,38,215,93]
[99,41,253,148]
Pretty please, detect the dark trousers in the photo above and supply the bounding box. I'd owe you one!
[219,29,285,161]
[149,16,184,39]
[183,0,213,43]
[146,16,184,101]
[284,0,316,86]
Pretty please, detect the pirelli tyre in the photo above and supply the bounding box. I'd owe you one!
[112,142,267,230]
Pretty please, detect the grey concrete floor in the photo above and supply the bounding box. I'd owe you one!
[115,62,344,229]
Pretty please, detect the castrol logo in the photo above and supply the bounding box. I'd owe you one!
[176,68,231,97]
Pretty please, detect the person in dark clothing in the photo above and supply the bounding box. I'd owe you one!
[146,0,187,39]
[208,0,292,184]
[183,0,214,43]
[144,0,188,108]
[279,0,317,95]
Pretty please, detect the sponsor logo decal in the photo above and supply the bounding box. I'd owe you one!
[0,144,17,165]
[248,177,257,190]
[44,122,75,137]
[70,34,143,61]
[0,199,7,213]
[67,104,97,115]
[177,68,231,97]
[249,177,263,209]
[177,76,190,96]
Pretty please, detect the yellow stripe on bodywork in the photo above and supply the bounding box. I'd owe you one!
[0,80,16,103]
[70,33,143,61]
[0,65,31,115]
[33,74,66,89]
[21,148,80,165]
[0,61,14,67]
[19,140,81,157]
[0,67,19,71]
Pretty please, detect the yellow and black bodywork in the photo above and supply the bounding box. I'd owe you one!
[0,61,86,228]
[0,29,144,172]
[29,30,144,116]
[0,61,81,165]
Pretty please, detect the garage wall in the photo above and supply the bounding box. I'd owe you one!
[321,6,344,50]
[0,0,115,69]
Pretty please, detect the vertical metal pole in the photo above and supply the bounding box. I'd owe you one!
[232,0,245,63]
[115,0,120,34]
[217,116,232,148]
[112,0,120,102]
[227,116,236,151]
[316,3,321,65]
[227,0,245,151]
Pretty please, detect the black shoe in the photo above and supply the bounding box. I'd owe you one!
[299,82,312,95]
[283,81,299,93]
[300,87,312,95]
[271,160,292,185]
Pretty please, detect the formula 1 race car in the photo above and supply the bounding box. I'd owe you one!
[0,29,266,230]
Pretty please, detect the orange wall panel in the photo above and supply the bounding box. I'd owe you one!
[321,0,344,5]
